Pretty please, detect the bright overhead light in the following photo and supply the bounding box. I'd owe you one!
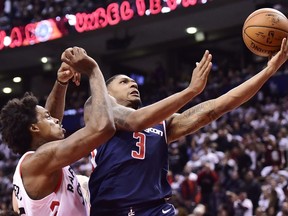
[195,31,205,42]
[66,14,76,26]
[41,57,48,63]
[161,7,171,13]
[3,36,11,46]
[3,87,12,94]
[186,27,198,34]
[13,77,22,83]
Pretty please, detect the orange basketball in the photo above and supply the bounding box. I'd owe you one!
[242,8,288,57]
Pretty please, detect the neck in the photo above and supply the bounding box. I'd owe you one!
[30,137,46,151]
[117,99,139,109]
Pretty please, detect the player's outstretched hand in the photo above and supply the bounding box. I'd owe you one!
[57,62,81,86]
[268,37,288,69]
[188,50,212,95]
[61,47,98,76]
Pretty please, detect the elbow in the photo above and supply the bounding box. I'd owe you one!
[101,121,116,137]
[92,116,116,136]
[100,119,116,136]
[97,122,116,140]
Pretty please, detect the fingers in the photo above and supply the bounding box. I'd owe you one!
[198,51,212,69]
[72,72,81,86]
[60,49,78,85]
[60,47,88,84]
[197,50,210,69]
[281,37,288,54]
[61,47,74,64]
[198,51,212,76]
[61,47,87,65]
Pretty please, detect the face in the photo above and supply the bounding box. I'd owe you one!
[33,106,65,142]
[107,75,141,109]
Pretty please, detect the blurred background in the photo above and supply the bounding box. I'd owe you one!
[1,0,288,215]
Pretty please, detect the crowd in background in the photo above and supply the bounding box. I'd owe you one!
[1,0,288,215]
[1,60,288,216]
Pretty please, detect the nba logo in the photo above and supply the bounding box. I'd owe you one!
[128,207,135,216]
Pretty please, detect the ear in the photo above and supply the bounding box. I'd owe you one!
[29,124,40,133]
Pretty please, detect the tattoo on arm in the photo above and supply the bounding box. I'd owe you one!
[114,107,133,130]
[167,100,220,143]
[184,100,217,117]
[177,100,218,129]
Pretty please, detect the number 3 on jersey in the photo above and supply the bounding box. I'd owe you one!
[131,132,146,159]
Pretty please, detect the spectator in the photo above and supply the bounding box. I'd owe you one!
[233,190,253,216]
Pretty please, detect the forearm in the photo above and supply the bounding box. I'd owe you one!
[115,88,199,131]
[215,63,278,113]
[166,100,218,142]
[218,37,288,113]
[45,81,68,122]
[166,63,280,143]
[88,67,114,132]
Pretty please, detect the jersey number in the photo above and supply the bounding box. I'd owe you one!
[50,201,60,216]
[131,132,146,159]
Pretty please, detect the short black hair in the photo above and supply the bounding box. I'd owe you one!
[0,92,38,155]
[105,74,123,87]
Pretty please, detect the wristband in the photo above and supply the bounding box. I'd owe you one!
[57,79,68,86]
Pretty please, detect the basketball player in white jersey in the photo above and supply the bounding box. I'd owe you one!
[0,47,116,216]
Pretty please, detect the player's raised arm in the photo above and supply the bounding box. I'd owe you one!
[44,62,74,122]
[110,50,212,131]
[4,47,115,179]
[165,37,288,143]
[0,47,114,215]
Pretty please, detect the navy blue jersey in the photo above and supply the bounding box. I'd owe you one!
[89,121,172,213]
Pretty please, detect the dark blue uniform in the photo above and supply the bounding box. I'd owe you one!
[89,121,175,216]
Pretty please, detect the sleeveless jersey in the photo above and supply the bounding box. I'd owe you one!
[89,121,172,213]
[13,151,88,216]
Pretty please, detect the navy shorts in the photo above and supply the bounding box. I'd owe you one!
[90,201,176,216]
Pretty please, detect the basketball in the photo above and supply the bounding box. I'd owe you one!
[242,8,288,57]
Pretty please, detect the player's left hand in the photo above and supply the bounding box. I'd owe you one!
[268,37,288,68]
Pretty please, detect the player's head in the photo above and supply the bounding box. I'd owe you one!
[106,74,141,109]
[0,92,65,155]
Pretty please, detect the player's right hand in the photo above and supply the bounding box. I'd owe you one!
[58,62,81,86]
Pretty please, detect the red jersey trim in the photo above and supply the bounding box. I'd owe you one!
[54,170,63,193]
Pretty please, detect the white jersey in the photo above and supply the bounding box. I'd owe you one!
[13,151,89,216]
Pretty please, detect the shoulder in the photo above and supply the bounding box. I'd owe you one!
[18,151,35,173]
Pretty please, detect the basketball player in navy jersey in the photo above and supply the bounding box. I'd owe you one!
[87,37,288,216]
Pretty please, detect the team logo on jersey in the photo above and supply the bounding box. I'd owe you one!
[67,167,85,205]
[128,207,135,216]
[144,127,163,136]
[13,184,22,201]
